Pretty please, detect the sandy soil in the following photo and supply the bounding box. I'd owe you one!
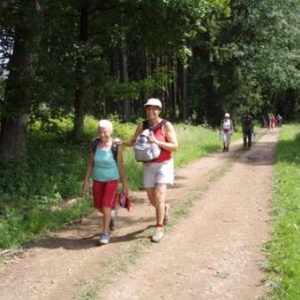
[0,127,279,300]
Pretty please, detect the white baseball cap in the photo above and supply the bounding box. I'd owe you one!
[224,113,230,118]
[144,98,162,109]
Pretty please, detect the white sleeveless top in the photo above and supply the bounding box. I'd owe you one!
[222,119,231,131]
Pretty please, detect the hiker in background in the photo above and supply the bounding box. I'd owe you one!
[262,115,268,128]
[220,113,234,152]
[119,98,178,243]
[268,113,275,133]
[267,112,272,133]
[241,110,254,150]
[277,114,283,127]
[82,119,129,245]
[271,114,276,132]
[267,113,271,129]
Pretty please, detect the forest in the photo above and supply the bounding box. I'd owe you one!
[1,0,300,162]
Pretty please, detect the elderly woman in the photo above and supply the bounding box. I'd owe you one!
[220,113,234,152]
[83,119,128,245]
[120,98,178,243]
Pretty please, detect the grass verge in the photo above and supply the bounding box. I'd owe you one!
[264,124,300,300]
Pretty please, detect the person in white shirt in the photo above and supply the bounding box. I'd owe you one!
[220,113,234,152]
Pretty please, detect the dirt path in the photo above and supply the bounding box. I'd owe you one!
[0,127,278,300]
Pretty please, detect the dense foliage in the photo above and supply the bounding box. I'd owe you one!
[1,0,300,160]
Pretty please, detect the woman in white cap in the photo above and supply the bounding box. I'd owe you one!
[82,119,129,245]
[121,98,178,243]
[220,113,234,152]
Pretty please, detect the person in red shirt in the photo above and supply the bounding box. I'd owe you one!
[121,98,178,243]
[269,113,276,133]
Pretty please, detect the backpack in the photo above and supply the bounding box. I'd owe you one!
[133,119,166,162]
[91,138,118,162]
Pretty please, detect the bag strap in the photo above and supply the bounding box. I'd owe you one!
[91,137,100,153]
[91,138,118,162]
[111,142,118,162]
[143,119,166,131]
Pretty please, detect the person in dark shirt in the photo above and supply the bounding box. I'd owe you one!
[241,110,254,150]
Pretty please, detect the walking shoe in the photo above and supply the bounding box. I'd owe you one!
[109,209,117,231]
[163,204,170,225]
[151,227,164,243]
[99,232,110,245]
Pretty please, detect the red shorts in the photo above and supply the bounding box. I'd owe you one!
[92,180,118,210]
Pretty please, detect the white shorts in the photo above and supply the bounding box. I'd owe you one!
[222,131,232,143]
[143,158,174,188]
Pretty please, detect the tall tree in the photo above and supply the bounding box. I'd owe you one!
[73,0,89,141]
[0,0,42,160]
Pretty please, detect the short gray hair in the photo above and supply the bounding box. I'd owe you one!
[98,119,113,132]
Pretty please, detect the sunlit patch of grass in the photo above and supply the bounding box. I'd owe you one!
[175,123,242,167]
[0,197,93,249]
[264,124,300,300]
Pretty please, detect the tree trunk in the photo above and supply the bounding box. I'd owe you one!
[182,63,189,121]
[73,87,85,140]
[121,38,131,122]
[0,0,41,160]
[73,0,88,141]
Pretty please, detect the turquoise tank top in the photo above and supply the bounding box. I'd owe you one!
[92,147,119,181]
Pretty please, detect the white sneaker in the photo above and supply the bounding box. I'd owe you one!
[99,232,110,245]
[151,227,164,243]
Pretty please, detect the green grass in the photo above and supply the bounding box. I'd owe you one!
[0,197,93,249]
[264,124,300,300]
